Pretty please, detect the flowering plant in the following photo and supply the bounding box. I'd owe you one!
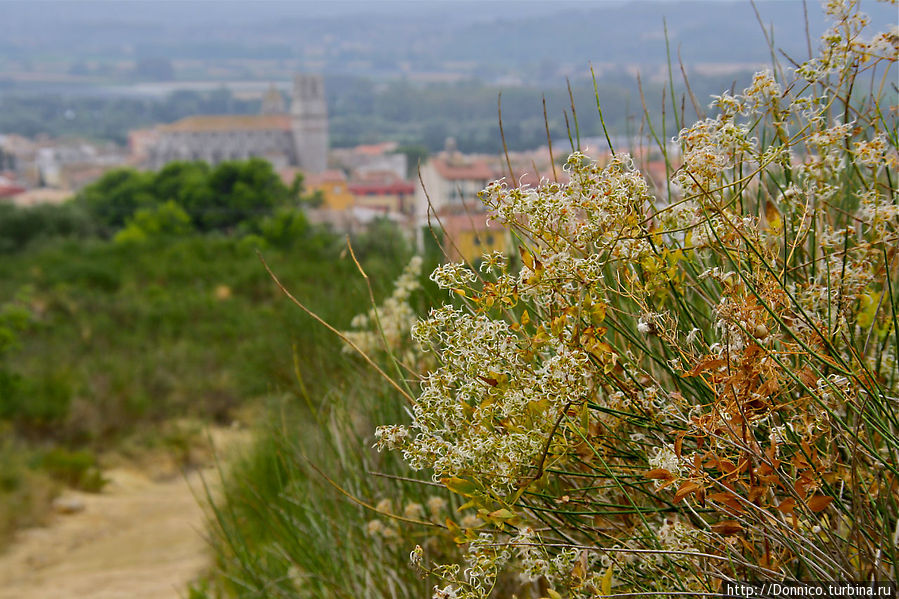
[357,2,899,597]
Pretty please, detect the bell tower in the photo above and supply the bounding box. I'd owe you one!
[290,74,328,173]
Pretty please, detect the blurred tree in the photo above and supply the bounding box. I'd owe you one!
[198,158,290,232]
[76,168,156,232]
[394,144,429,178]
[114,200,194,244]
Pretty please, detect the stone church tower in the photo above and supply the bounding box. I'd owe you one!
[291,74,328,173]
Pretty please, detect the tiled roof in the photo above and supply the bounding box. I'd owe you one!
[305,170,348,186]
[431,156,494,181]
[352,142,397,156]
[159,115,292,132]
[348,181,414,195]
[0,183,26,198]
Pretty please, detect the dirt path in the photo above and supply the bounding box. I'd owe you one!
[0,427,250,599]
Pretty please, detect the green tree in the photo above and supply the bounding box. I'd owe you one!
[76,168,156,232]
[394,144,429,178]
[256,208,310,249]
[113,200,194,244]
[197,158,289,232]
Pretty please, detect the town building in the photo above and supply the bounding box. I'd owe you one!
[146,74,328,173]
[435,208,509,263]
[330,142,407,181]
[414,141,493,215]
[300,169,355,212]
[1,134,126,191]
[348,173,415,215]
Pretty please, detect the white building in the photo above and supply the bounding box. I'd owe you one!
[147,74,328,173]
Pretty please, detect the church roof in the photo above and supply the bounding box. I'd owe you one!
[431,156,494,181]
[159,115,292,133]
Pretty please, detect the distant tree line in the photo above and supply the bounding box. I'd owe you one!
[0,71,756,151]
[0,89,258,144]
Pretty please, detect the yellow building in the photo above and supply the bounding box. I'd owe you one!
[436,209,509,264]
[287,169,354,211]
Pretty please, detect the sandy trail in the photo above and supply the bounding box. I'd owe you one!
[0,427,249,599]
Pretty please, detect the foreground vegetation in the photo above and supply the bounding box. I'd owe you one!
[197,3,898,598]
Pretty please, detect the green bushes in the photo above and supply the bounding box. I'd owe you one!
[0,431,55,546]
[0,231,408,446]
[0,217,412,549]
[198,369,457,599]
[114,200,194,244]
[0,202,94,253]
[76,159,293,236]
[35,447,105,492]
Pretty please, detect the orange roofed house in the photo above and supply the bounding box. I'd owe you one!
[414,141,511,261]
[146,75,328,173]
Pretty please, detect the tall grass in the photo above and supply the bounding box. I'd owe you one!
[195,254,464,598]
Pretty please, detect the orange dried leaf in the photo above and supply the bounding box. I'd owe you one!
[709,491,744,513]
[673,481,700,503]
[719,460,737,474]
[776,498,796,513]
[645,468,674,480]
[807,495,834,512]
[799,367,818,388]
[748,486,767,503]
[684,358,726,377]
[711,520,743,536]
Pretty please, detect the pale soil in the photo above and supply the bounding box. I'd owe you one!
[0,426,251,599]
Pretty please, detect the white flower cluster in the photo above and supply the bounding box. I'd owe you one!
[482,152,654,256]
[674,117,755,195]
[648,444,682,477]
[343,255,423,356]
[430,261,477,290]
[650,519,698,566]
[381,303,593,494]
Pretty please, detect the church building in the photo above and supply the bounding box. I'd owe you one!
[147,74,328,173]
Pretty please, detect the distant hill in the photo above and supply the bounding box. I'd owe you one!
[1,0,895,85]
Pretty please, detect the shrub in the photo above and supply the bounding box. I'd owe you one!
[114,200,194,244]
[361,4,899,597]
[35,447,106,492]
[76,167,157,232]
[199,3,897,598]
[255,208,310,249]
[0,430,55,547]
[0,202,94,253]
[76,158,292,236]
